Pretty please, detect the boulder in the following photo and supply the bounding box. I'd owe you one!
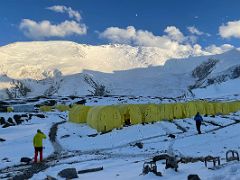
[188,174,201,180]
[0,117,6,125]
[133,142,143,149]
[168,134,176,139]
[45,175,57,180]
[58,168,78,179]
[13,115,22,125]
[2,123,12,128]
[7,117,15,125]
[20,157,32,164]
[76,99,86,105]
[0,137,6,142]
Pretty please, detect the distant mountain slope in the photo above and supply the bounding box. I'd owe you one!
[0,41,240,99]
[0,41,203,79]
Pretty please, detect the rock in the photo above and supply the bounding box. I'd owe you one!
[31,114,45,118]
[60,134,70,139]
[168,134,176,139]
[0,106,8,112]
[44,100,57,106]
[13,115,22,125]
[2,123,12,128]
[7,117,15,125]
[0,137,6,142]
[68,95,79,100]
[45,175,57,180]
[0,117,6,125]
[76,99,86,105]
[20,157,32,164]
[35,114,45,118]
[58,168,78,179]
[12,174,30,180]
[134,142,143,149]
[188,174,201,180]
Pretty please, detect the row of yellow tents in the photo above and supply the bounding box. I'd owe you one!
[68,101,240,132]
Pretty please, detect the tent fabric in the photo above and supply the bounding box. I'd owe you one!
[87,106,122,132]
[69,105,91,123]
[205,102,215,115]
[172,103,185,119]
[7,107,13,112]
[162,104,174,121]
[67,101,240,132]
[56,104,70,112]
[228,101,240,113]
[222,103,230,115]
[213,102,223,115]
[184,102,197,118]
[139,104,159,123]
[157,104,165,121]
[39,106,53,112]
[194,101,207,115]
[117,104,142,125]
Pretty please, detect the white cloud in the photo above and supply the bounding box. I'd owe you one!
[100,26,235,58]
[205,44,234,54]
[19,19,87,39]
[187,26,203,35]
[187,26,210,37]
[219,20,240,38]
[164,26,185,43]
[47,5,81,22]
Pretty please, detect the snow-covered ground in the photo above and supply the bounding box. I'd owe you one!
[0,112,65,169]
[1,100,240,180]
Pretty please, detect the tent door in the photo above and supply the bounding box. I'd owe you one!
[124,111,131,126]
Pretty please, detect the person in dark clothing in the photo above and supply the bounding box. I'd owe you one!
[194,112,203,134]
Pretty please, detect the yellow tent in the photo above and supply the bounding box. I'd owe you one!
[39,105,53,112]
[228,101,240,113]
[159,104,174,120]
[69,105,91,123]
[172,103,185,119]
[7,107,13,112]
[157,104,166,121]
[213,102,223,115]
[87,106,122,132]
[117,104,142,125]
[138,104,160,123]
[222,103,230,115]
[205,102,215,115]
[194,101,207,115]
[56,104,70,112]
[184,101,197,118]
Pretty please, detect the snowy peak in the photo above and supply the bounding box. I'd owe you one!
[0,41,240,99]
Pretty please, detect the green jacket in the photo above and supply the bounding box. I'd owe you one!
[33,132,47,147]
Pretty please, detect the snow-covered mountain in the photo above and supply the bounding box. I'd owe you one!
[0,41,240,99]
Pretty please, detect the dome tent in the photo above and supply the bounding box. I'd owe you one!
[184,102,197,118]
[117,104,142,125]
[172,103,185,119]
[194,101,207,115]
[205,102,215,115]
[39,105,53,112]
[56,104,70,112]
[87,106,122,132]
[213,102,223,115]
[69,105,91,123]
[139,104,160,123]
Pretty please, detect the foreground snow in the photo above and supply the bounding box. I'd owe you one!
[1,111,240,179]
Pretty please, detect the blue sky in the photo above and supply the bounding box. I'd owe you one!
[0,0,240,52]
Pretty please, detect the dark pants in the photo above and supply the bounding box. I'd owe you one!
[34,147,43,162]
[196,121,201,134]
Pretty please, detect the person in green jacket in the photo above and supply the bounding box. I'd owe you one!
[33,129,46,163]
